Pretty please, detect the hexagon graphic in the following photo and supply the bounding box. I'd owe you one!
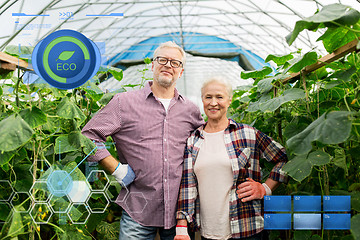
[29,181,52,202]
[105,181,129,202]
[49,194,71,213]
[86,192,109,213]
[49,211,70,225]
[67,203,90,224]
[30,202,53,224]
[0,202,12,225]
[47,170,73,197]
[29,159,52,180]
[10,192,32,213]
[125,192,148,214]
[67,180,91,203]
[86,170,109,191]
[0,180,14,201]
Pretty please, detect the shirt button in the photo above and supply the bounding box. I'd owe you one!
[164,158,167,162]
[164,139,167,142]
[164,179,167,182]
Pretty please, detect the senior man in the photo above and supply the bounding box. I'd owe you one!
[82,41,204,240]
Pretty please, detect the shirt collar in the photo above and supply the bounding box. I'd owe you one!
[195,119,237,138]
[144,81,184,101]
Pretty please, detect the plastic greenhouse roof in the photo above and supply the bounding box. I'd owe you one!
[1,0,360,110]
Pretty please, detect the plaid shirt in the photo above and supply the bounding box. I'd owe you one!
[176,119,288,238]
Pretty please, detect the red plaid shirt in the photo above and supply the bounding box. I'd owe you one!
[176,119,288,238]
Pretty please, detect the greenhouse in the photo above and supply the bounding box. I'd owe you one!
[0,0,360,239]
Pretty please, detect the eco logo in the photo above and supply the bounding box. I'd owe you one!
[32,29,100,89]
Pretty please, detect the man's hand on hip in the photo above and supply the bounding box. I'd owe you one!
[112,163,135,187]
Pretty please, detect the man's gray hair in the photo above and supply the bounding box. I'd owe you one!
[153,41,186,65]
[201,76,233,99]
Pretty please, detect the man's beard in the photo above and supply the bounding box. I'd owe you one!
[156,77,175,88]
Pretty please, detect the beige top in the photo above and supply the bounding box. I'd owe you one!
[194,130,233,240]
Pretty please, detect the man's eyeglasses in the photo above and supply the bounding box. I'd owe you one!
[154,56,183,68]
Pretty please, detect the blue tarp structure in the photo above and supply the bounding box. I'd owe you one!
[106,32,271,71]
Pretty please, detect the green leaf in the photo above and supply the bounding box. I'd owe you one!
[96,221,119,240]
[333,148,348,175]
[351,191,360,212]
[99,93,116,106]
[287,111,352,155]
[144,57,152,64]
[284,122,308,139]
[325,66,357,88]
[282,154,313,182]
[63,161,87,182]
[286,21,320,46]
[7,210,24,237]
[241,66,272,79]
[310,235,322,240]
[68,131,97,155]
[0,115,34,152]
[56,97,86,125]
[109,68,123,81]
[55,135,78,154]
[293,230,312,240]
[19,106,47,128]
[258,88,305,112]
[0,150,16,166]
[318,25,360,53]
[351,214,360,239]
[56,51,75,61]
[257,78,275,93]
[286,4,360,45]
[282,151,330,182]
[308,150,331,166]
[5,45,33,58]
[265,53,294,65]
[13,164,33,192]
[288,52,318,73]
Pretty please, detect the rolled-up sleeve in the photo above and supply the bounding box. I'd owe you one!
[176,136,198,224]
[256,130,289,183]
[81,94,122,162]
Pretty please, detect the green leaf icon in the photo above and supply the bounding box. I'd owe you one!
[56,51,75,61]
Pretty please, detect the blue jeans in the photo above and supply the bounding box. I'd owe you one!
[119,210,175,240]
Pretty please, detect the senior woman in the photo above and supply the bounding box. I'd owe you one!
[174,77,288,240]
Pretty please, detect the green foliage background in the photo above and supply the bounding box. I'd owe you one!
[229,4,360,240]
[0,3,360,240]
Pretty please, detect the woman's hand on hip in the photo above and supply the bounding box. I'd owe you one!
[174,235,191,240]
[236,178,266,202]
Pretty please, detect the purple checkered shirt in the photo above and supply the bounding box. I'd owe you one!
[82,81,204,228]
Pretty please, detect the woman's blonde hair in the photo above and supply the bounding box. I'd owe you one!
[201,76,233,99]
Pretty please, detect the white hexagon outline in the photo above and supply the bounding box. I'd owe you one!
[86,170,110,192]
[124,192,148,214]
[105,181,129,203]
[67,180,91,203]
[67,202,91,225]
[10,191,32,213]
[0,202,13,225]
[29,202,53,224]
[29,159,53,180]
[29,180,53,203]
[86,191,110,214]
[48,194,72,214]
[46,170,73,197]
[0,180,14,202]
